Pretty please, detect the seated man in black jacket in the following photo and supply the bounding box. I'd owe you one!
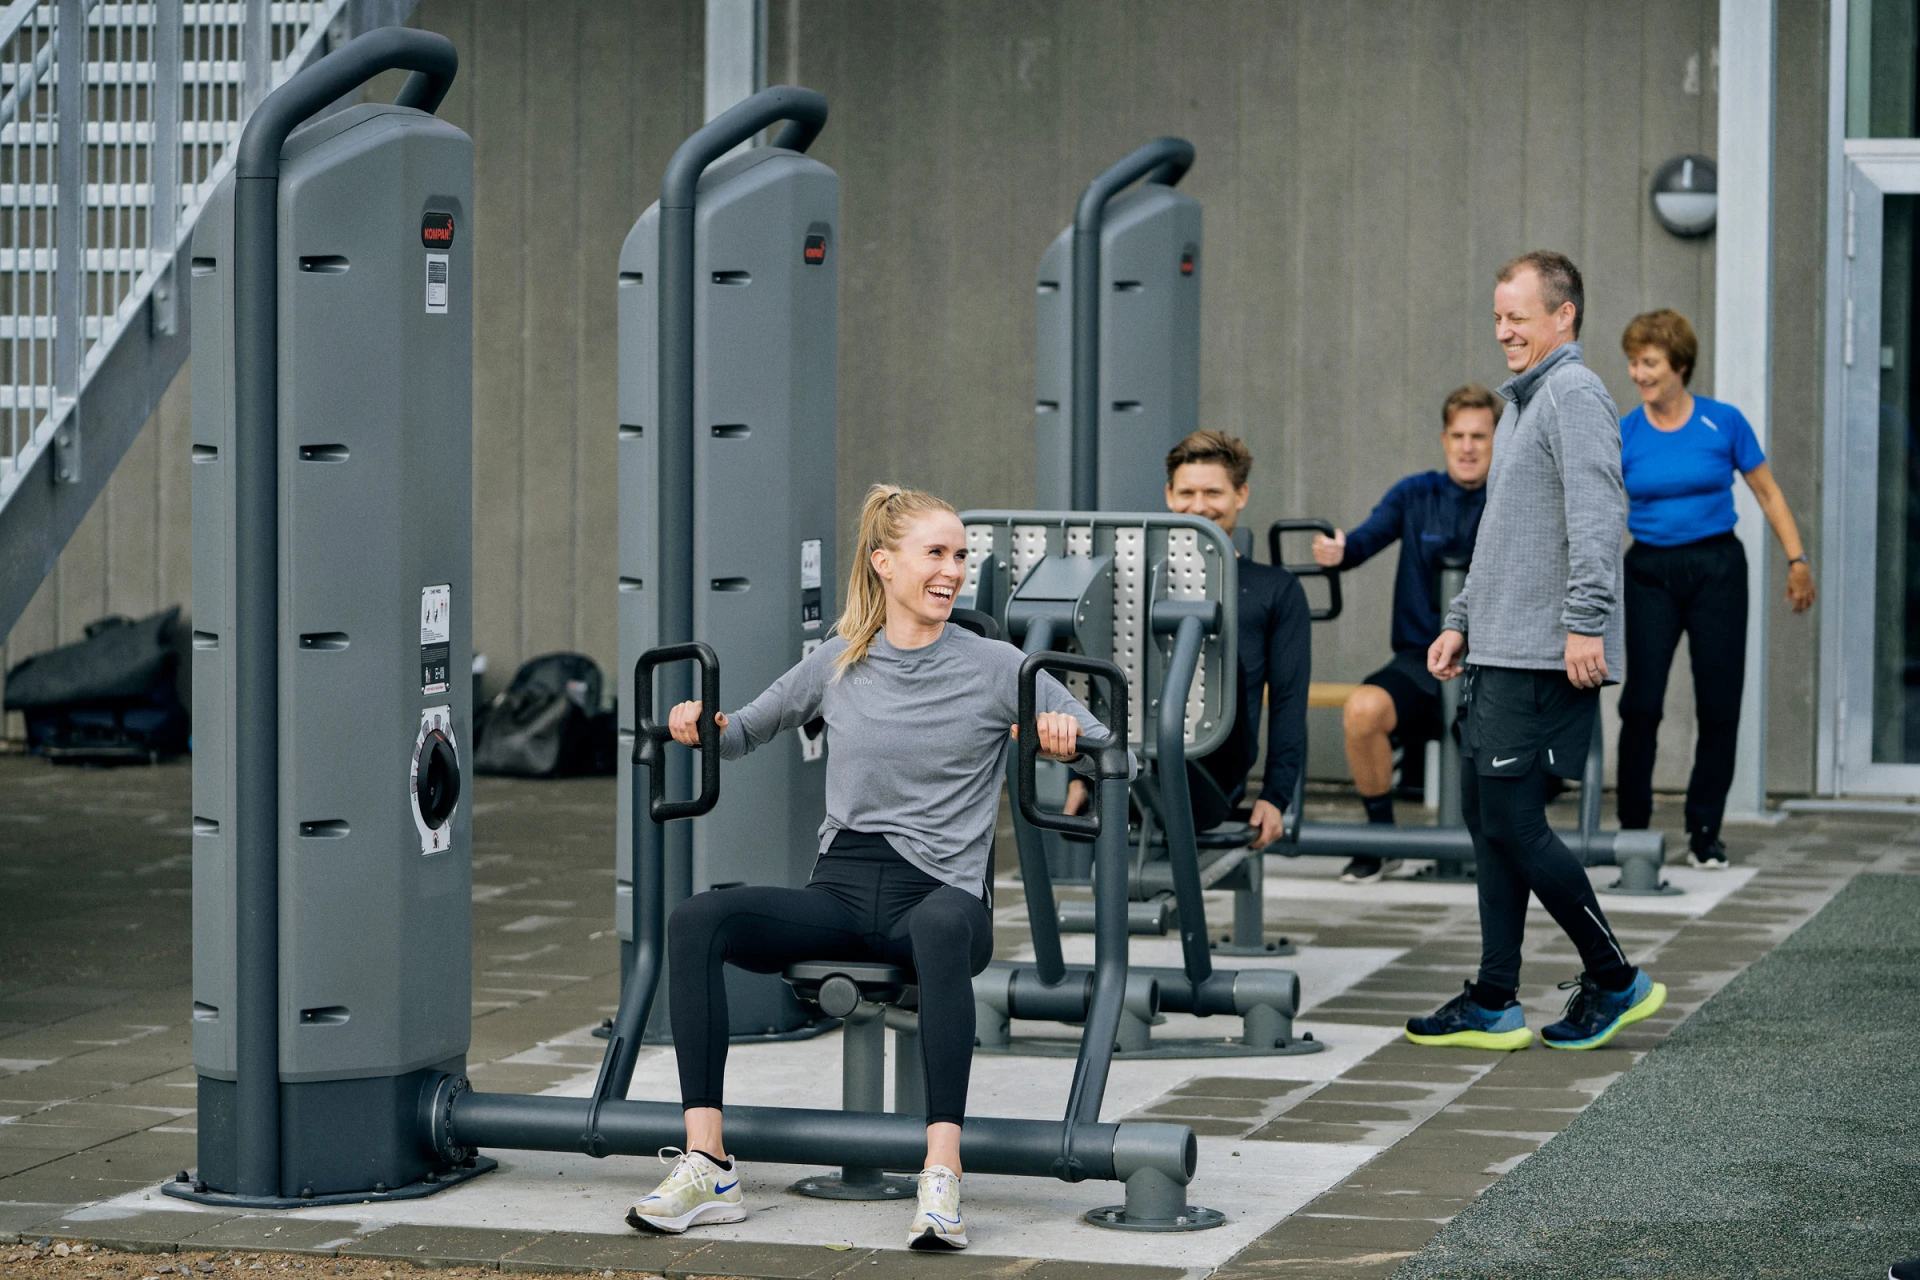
[1067,430,1310,850]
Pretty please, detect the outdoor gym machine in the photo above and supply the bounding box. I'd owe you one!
[176,60,1217,1225]
[1035,136,1200,512]
[1266,520,1676,896]
[962,513,1320,1057]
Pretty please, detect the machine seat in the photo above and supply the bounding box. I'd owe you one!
[782,961,916,1018]
[1196,821,1254,849]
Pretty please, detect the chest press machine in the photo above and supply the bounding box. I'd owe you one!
[959,512,1322,1058]
[174,53,1218,1231]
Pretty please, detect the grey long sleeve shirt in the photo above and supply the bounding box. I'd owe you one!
[1442,342,1627,678]
[717,623,1126,895]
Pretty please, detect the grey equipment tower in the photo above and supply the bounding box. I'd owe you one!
[1035,137,1200,511]
[615,90,839,1037]
[177,29,481,1206]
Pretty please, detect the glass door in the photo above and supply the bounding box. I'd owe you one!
[1838,147,1920,792]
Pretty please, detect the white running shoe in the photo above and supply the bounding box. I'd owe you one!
[625,1147,745,1233]
[907,1164,967,1250]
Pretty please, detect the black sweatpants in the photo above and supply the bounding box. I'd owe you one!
[667,831,993,1127]
[1463,764,1633,996]
[1459,667,1632,998]
[1616,533,1748,850]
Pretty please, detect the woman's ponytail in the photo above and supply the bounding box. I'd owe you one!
[833,484,957,677]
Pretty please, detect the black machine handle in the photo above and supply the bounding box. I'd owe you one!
[236,27,458,178]
[662,85,828,209]
[1076,137,1195,231]
[1016,652,1129,839]
[1268,518,1344,622]
[631,642,721,822]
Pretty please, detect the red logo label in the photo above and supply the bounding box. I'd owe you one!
[422,212,456,248]
[803,234,827,265]
[1179,251,1195,277]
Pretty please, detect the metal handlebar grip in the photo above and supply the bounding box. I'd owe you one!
[1268,517,1344,623]
[1016,651,1129,839]
[632,642,721,822]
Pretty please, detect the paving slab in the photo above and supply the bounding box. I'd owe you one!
[181,1215,373,1254]
[341,1225,551,1268]
[662,1241,874,1279]
[493,1229,709,1274]
[32,1207,235,1250]
[0,1202,68,1236]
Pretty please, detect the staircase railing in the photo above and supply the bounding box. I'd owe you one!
[0,0,349,638]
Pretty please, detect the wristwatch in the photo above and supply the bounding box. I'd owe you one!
[1788,554,1810,568]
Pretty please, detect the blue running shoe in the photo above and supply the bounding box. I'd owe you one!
[1541,970,1667,1050]
[1404,982,1532,1051]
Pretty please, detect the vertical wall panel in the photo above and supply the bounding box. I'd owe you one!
[1,0,1830,799]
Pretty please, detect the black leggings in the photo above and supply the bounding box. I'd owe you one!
[1617,533,1748,849]
[667,831,993,1127]
[1463,763,1632,997]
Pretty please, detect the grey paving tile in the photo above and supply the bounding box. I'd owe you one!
[0,1168,153,1202]
[182,1215,373,1254]
[1306,1084,1436,1105]
[0,1202,71,1235]
[1023,1261,1186,1280]
[831,1249,1039,1279]
[1167,1077,1312,1100]
[665,1240,875,1278]
[495,1229,708,1274]
[1267,1213,1444,1252]
[0,1150,61,1178]
[340,1225,550,1267]
[1243,1118,1376,1145]
[36,1208,235,1249]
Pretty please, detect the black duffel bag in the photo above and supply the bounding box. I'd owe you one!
[473,652,616,778]
[4,606,190,763]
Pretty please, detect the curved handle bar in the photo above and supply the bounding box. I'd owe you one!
[1267,518,1344,623]
[1016,652,1129,839]
[1068,136,1194,508]
[237,27,458,178]
[662,85,829,210]
[1074,136,1196,230]
[632,642,721,822]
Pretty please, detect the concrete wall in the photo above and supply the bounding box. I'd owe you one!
[2,0,1831,803]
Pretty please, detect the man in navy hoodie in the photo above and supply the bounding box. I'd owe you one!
[1313,384,1494,882]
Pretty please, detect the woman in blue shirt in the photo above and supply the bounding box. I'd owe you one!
[1616,309,1815,868]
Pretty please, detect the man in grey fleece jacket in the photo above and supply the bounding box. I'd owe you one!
[1408,251,1666,1054]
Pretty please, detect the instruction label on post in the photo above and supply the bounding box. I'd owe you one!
[425,253,449,314]
[800,539,823,631]
[420,584,451,695]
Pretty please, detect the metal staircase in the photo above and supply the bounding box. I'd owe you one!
[0,0,406,640]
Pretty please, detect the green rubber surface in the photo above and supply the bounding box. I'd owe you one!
[1395,872,1920,1279]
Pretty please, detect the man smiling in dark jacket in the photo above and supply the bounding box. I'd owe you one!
[1065,430,1310,850]
[1313,384,1494,882]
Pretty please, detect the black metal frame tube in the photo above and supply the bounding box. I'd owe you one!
[653,84,828,933]
[447,1093,1139,1182]
[1005,617,1065,984]
[1151,611,1214,984]
[1069,136,1194,509]
[227,26,457,1200]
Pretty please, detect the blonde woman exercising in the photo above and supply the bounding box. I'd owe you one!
[626,484,1125,1251]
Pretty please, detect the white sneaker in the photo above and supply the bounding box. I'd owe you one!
[625,1148,745,1233]
[1340,857,1404,884]
[907,1164,967,1250]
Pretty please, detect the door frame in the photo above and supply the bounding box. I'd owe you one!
[1824,142,1920,794]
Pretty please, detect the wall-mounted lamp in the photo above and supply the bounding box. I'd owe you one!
[1650,154,1717,238]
